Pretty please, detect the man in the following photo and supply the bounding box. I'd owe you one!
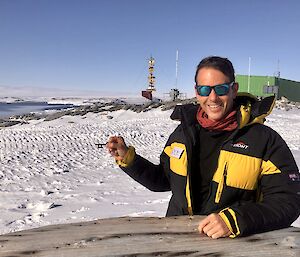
[107,56,300,238]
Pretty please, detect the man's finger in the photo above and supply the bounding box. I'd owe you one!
[198,217,211,233]
[202,220,217,234]
[108,136,119,144]
[107,142,119,149]
[211,228,231,239]
[205,225,220,238]
[211,230,224,239]
[116,136,125,144]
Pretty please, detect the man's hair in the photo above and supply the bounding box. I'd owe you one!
[194,56,235,84]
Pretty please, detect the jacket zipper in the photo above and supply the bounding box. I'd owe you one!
[204,130,238,207]
[215,162,228,203]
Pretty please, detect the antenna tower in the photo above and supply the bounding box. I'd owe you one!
[175,50,179,89]
[147,56,156,92]
[141,56,156,101]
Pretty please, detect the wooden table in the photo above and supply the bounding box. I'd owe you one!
[0,216,299,256]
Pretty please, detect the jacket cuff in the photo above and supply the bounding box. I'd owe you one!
[116,146,136,167]
[219,208,241,238]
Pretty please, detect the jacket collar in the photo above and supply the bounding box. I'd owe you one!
[170,103,199,126]
[236,93,276,129]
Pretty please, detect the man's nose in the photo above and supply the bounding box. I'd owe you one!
[208,88,218,101]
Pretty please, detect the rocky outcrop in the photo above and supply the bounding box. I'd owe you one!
[0,98,197,127]
[275,96,300,111]
[0,97,298,128]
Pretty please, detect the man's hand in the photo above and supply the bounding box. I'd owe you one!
[198,213,231,239]
[106,136,129,161]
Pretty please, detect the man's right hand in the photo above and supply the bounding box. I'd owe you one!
[106,136,129,161]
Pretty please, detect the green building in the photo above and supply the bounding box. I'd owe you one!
[236,75,300,102]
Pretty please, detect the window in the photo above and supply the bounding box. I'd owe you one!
[263,85,278,94]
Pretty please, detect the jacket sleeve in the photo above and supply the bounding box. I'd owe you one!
[118,126,183,192]
[120,151,171,192]
[219,128,300,237]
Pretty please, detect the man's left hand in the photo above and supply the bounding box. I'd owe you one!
[198,213,231,239]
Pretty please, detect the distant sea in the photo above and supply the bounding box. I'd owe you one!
[0,102,76,119]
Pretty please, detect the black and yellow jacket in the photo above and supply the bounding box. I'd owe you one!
[118,94,300,237]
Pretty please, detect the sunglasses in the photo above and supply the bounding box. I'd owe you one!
[195,82,234,97]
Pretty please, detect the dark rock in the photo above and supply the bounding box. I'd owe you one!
[0,120,22,127]
[44,112,68,121]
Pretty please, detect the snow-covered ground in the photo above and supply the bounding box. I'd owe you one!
[0,107,299,235]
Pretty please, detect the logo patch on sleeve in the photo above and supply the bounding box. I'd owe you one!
[171,147,184,159]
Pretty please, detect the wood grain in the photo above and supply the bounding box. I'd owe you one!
[0,216,299,257]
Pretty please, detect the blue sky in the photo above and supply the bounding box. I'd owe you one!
[1,0,300,97]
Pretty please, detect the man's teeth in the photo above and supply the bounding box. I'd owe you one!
[209,105,221,109]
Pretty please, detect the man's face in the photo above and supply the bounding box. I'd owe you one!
[195,67,238,122]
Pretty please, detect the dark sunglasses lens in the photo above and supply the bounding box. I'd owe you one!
[196,84,231,96]
[214,84,230,96]
[199,86,211,96]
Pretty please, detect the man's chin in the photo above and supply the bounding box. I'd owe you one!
[207,112,224,122]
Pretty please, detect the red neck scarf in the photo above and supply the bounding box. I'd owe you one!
[197,106,238,131]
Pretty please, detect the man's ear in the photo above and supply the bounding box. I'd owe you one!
[233,82,239,98]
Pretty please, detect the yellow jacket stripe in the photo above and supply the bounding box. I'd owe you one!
[219,207,241,238]
[164,143,192,214]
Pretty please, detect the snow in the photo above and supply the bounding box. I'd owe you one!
[0,106,299,235]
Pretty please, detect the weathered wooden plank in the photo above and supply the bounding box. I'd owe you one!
[0,216,299,257]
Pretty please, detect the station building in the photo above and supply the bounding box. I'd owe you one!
[236,75,300,102]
